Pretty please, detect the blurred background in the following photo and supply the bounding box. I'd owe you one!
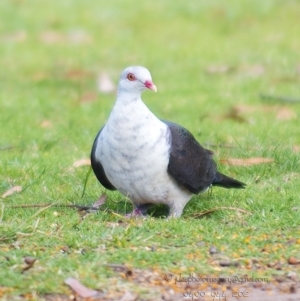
[1,0,299,197]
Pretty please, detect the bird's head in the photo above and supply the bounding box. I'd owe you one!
[118,66,157,95]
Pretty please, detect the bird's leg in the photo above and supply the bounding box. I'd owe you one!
[125,203,153,218]
[167,203,184,218]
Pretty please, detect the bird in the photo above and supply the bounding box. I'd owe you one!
[91,66,246,217]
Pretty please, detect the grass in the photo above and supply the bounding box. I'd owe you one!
[0,0,300,300]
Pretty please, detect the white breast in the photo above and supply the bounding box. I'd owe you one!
[96,99,173,203]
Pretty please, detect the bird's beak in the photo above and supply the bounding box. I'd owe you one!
[144,80,157,92]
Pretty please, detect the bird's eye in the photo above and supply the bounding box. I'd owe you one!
[127,73,136,81]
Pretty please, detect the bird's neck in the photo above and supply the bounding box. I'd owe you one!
[109,93,159,129]
[116,90,141,105]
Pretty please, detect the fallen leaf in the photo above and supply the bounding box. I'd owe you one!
[32,72,48,81]
[60,246,70,254]
[22,257,37,273]
[64,277,98,298]
[219,259,239,267]
[0,145,15,151]
[293,145,300,152]
[67,29,91,44]
[40,30,92,44]
[209,246,218,255]
[65,69,92,80]
[80,92,97,103]
[276,107,296,121]
[206,65,232,74]
[120,290,138,301]
[73,159,91,167]
[220,158,274,166]
[194,206,251,218]
[40,31,65,43]
[287,271,298,281]
[233,104,258,114]
[1,186,22,198]
[240,64,265,76]
[1,31,27,42]
[40,120,52,128]
[221,107,248,123]
[92,194,107,209]
[97,72,116,93]
[288,256,300,265]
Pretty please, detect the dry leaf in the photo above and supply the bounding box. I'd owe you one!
[64,277,98,298]
[194,206,251,218]
[1,31,27,43]
[220,158,274,166]
[40,30,91,44]
[40,120,52,128]
[65,69,92,80]
[32,72,48,81]
[206,65,232,74]
[40,31,65,43]
[233,104,258,114]
[120,291,138,301]
[1,186,22,198]
[97,72,116,93]
[288,256,300,265]
[293,145,300,153]
[92,194,107,209]
[68,30,91,44]
[73,159,91,167]
[240,64,265,76]
[233,104,277,114]
[22,257,37,273]
[276,107,296,121]
[80,92,97,103]
[221,107,248,123]
[231,104,296,121]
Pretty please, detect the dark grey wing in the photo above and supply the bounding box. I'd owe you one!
[163,121,217,194]
[90,127,116,190]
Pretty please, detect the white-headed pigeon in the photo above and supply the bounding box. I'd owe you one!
[91,66,245,217]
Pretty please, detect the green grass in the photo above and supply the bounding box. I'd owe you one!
[0,0,300,300]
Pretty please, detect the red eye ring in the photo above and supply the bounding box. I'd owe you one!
[127,73,136,81]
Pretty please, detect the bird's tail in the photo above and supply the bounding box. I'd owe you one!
[212,172,246,189]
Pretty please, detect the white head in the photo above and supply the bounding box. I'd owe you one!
[117,66,157,96]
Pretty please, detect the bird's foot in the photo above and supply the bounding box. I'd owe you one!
[125,203,152,218]
[125,208,145,218]
[167,206,183,218]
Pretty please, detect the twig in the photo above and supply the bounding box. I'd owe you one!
[193,206,251,218]
[0,235,17,242]
[10,203,101,211]
[0,145,15,151]
[81,168,92,199]
[205,142,236,149]
[105,263,129,269]
[260,93,300,104]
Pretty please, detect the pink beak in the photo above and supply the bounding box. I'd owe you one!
[144,80,157,92]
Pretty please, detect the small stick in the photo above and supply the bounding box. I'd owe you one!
[205,143,236,149]
[260,94,300,104]
[0,146,15,151]
[10,203,101,211]
[193,206,251,218]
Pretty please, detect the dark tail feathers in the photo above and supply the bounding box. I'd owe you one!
[213,172,246,189]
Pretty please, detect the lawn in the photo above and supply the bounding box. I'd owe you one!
[0,0,300,300]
